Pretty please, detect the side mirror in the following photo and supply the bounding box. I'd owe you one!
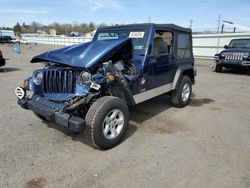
[224,45,229,49]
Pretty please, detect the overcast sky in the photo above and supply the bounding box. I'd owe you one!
[1,0,250,30]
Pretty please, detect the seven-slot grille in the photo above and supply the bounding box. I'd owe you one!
[43,69,76,93]
[224,52,244,61]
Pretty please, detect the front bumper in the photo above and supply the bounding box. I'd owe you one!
[217,59,250,67]
[18,94,85,132]
[0,58,6,67]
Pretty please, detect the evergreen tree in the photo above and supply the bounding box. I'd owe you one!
[13,22,22,36]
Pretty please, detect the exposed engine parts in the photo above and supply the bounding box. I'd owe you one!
[114,59,137,77]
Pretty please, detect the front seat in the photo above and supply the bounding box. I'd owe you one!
[153,37,164,56]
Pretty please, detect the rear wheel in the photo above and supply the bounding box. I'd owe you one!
[85,96,129,150]
[171,76,192,108]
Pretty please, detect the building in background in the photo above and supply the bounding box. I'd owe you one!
[0,30,15,38]
[49,29,57,36]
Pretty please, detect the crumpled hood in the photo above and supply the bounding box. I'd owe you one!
[31,38,132,68]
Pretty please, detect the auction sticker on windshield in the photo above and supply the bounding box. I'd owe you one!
[129,32,145,38]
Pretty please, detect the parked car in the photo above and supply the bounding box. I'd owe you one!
[214,38,250,72]
[0,50,6,67]
[19,39,29,44]
[0,36,13,44]
[15,23,196,149]
[69,32,84,37]
[12,38,29,44]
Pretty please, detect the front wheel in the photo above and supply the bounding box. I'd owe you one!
[214,64,223,72]
[85,96,129,150]
[171,76,192,108]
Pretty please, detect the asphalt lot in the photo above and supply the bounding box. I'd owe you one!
[0,44,250,188]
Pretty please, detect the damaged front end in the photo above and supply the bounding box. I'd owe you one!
[15,38,137,132]
[16,66,102,132]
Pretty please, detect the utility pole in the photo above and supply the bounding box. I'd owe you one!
[216,15,222,54]
[148,16,151,23]
[189,20,193,29]
[217,15,221,33]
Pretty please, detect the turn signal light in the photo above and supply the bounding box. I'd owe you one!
[23,80,29,89]
[107,73,116,81]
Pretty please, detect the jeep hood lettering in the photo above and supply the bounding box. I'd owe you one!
[30,38,132,68]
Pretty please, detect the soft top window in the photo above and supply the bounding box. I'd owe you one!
[177,33,191,60]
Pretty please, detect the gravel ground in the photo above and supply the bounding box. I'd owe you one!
[0,44,250,188]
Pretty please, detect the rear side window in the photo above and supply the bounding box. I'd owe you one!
[177,33,191,60]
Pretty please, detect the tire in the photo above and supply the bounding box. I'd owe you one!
[171,76,192,108]
[85,96,129,150]
[214,64,223,72]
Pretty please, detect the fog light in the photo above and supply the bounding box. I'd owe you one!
[23,80,29,89]
[15,87,26,99]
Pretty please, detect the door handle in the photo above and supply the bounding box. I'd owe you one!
[169,55,175,63]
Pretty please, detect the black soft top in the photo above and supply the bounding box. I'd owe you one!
[99,23,191,33]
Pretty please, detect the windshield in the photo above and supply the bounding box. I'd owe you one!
[93,28,149,50]
[228,39,250,48]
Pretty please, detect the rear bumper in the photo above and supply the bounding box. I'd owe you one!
[18,95,85,132]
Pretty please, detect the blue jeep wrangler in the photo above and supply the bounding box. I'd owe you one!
[15,23,196,149]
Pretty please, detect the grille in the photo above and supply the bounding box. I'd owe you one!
[43,69,76,93]
[224,52,244,61]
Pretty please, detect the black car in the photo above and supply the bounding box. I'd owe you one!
[15,23,196,149]
[0,50,6,67]
[0,36,13,44]
[214,38,250,72]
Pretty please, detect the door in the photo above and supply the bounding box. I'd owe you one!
[147,29,177,89]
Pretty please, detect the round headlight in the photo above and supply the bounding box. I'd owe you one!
[32,71,43,85]
[243,52,249,59]
[78,71,91,84]
[221,52,225,57]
